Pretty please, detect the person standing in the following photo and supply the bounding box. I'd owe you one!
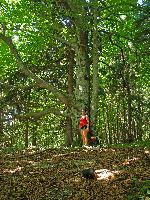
[79,109,89,146]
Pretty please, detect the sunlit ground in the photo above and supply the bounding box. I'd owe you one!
[0,147,150,200]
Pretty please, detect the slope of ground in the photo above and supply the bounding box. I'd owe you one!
[0,147,150,200]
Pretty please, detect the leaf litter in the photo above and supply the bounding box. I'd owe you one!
[0,147,150,200]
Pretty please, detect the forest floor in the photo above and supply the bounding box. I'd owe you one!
[0,146,150,200]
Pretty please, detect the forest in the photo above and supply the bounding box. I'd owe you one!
[0,0,150,199]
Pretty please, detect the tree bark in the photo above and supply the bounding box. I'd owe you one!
[75,31,89,109]
[91,2,100,132]
[126,64,133,142]
[65,50,74,146]
[32,122,37,146]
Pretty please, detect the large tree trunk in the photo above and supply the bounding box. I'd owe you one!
[91,3,100,132]
[66,50,74,146]
[75,31,90,109]
[72,30,90,146]
[66,115,73,146]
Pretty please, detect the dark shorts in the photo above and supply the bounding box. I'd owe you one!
[81,125,87,130]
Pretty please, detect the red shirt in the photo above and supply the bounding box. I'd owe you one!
[80,115,88,128]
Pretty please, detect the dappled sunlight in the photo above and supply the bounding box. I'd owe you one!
[95,169,121,181]
[1,160,42,175]
[1,147,149,200]
[83,146,117,153]
[3,166,22,174]
[52,150,81,158]
[122,157,140,166]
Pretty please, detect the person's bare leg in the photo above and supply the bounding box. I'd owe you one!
[84,129,88,146]
[81,130,85,145]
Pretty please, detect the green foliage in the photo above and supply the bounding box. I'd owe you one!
[128,178,150,200]
[0,0,149,149]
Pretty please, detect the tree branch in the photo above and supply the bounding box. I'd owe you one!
[0,108,66,122]
[14,108,66,120]
[0,33,79,110]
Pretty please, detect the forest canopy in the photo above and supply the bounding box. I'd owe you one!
[0,0,149,148]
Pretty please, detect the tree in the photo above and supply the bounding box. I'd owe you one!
[0,0,149,148]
